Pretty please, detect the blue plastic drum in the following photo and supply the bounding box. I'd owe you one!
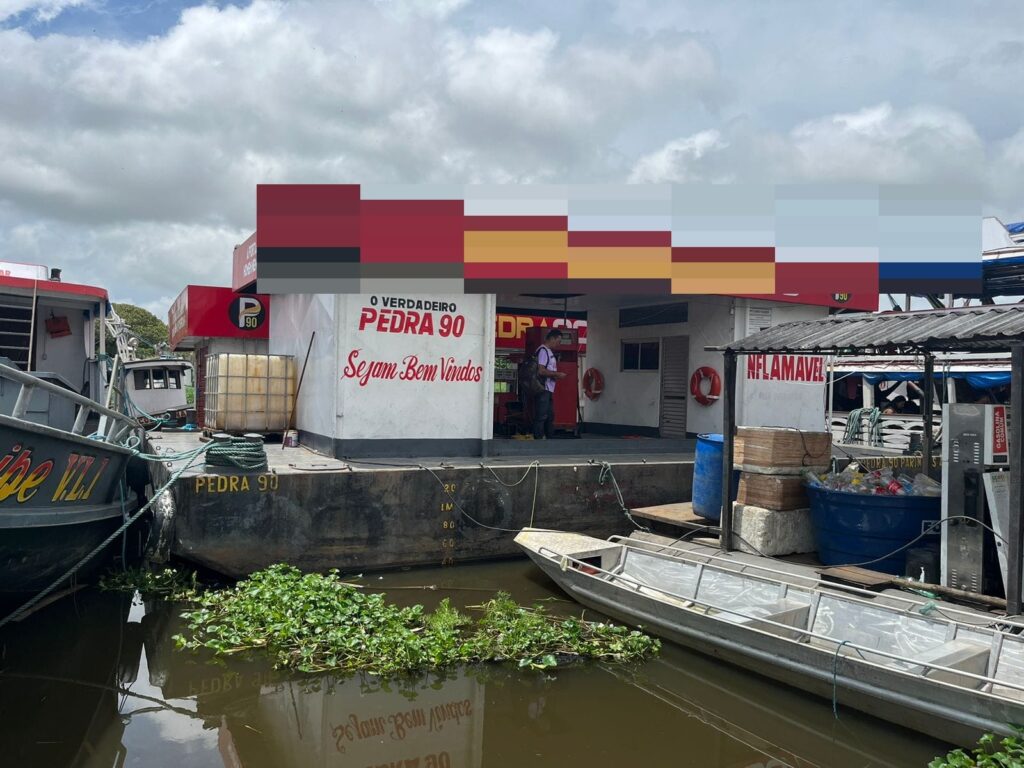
[805,485,941,575]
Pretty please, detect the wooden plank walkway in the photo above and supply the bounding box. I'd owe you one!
[630,501,719,531]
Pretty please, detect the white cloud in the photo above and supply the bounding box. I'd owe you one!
[629,103,996,197]
[0,0,85,23]
[628,130,728,183]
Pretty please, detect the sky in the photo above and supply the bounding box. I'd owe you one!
[0,0,1022,317]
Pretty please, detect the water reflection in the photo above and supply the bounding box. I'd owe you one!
[0,561,950,767]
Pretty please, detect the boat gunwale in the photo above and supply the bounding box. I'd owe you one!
[537,554,1017,746]
[530,541,1024,699]
[607,533,1024,631]
[0,414,135,456]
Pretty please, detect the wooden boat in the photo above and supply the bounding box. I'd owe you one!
[515,528,1024,747]
[0,362,141,596]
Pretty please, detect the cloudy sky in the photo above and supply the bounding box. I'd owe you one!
[1,0,1022,316]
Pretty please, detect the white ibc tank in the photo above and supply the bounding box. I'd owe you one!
[204,353,296,433]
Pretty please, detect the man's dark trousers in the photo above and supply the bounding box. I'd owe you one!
[533,390,553,439]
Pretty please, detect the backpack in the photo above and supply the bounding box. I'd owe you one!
[518,348,546,396]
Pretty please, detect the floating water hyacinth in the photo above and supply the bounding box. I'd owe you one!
[171,564,659,674]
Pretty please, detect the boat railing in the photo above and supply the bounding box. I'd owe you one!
[0,361,139,446]
[607,534,1024,633]
[536,545,1024,697]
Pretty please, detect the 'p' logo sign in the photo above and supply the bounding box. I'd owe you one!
[229,296,265,330]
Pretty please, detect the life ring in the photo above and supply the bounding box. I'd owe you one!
[690,366,721,406]
[583,368,604,400]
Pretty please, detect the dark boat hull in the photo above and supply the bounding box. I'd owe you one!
[0,416,135,596]
[0,504,127,596]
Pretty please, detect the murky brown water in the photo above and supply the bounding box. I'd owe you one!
[0,559,951,768]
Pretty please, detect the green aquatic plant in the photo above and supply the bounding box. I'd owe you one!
[172,564,658,674]
[930,729,1024,767]
[100,566,200,600]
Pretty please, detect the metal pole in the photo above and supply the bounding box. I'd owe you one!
[922,352,934,476]
[720,351,738,552]
[826,356,834,434]
[1007,344,1024,615]
[281,331,315,449]
[26,280,38,371]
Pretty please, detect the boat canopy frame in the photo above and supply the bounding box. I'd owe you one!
[706,304,1024,614]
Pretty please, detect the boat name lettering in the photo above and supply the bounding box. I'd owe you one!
[51,454,110,503]
[745,354,824,383]
[352,752,452,768]
[0,444,55,503]
[194,474,279,494]
[342,350,483,387]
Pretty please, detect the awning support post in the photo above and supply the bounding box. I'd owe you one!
[922,352,934,476]
[1007,345,1024,616]
[720,351,737,552]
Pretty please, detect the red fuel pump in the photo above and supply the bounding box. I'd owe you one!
[524,326,580,436]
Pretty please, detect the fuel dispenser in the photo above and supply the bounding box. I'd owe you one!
[941,403,1011,596]
[524,326,580,436]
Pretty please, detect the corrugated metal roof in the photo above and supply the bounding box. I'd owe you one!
[718,304,1024,355]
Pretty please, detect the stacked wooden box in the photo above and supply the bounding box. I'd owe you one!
[731,427,830,556]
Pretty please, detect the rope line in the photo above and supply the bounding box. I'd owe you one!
[205,437,269,472]
[0,443,211,629]
[597,461,649,532]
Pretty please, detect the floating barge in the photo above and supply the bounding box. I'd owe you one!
[146,432,695,576]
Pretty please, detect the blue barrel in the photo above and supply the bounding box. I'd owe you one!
[805,486,941,575]
[693,434,740,521]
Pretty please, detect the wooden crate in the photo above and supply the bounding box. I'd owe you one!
[734,426,831,474]
[737,472,808,511]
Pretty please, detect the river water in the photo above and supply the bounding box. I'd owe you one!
[0,559,951,768]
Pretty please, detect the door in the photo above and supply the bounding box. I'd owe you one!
[660,335,689,437]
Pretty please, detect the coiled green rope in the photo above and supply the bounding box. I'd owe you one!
[205,436,268,472]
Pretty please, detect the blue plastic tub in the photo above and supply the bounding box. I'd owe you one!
[692,434,739,522]
[805,485,941,575]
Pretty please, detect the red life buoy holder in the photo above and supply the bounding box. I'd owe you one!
[583,368,604,400]
[690,366,721,406]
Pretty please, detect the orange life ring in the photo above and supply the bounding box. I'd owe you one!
[690,366,721,406]
[583,368,604,400]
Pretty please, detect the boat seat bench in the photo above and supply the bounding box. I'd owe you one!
[906,640,990,687]
[714,599,810,640]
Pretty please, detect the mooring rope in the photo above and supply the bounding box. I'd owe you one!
[204,436,269,472]
[596,461,649,532]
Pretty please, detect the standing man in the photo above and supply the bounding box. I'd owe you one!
[533,328,566,440]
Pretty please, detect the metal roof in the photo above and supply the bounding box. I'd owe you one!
[716,304,1024,355]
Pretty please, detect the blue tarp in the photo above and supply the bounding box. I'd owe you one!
[860,371,1010,389]
[1008,221,1024,235]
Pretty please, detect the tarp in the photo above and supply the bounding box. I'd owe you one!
[1008,221,1024,235]
[860,371,1010,388]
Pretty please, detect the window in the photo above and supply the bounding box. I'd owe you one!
[622,341,659,371]
[168,369,181,389]
[134,370,151,389]
[152,368,167,389]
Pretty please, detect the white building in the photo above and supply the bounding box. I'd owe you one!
[269,291,839,458]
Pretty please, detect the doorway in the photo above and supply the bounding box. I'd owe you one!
[660,335,689,437]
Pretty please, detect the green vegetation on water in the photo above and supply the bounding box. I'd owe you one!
[931,730,1024,767]
[167,564,659,674]
[100,566,200,600]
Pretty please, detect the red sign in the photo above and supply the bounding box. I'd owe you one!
[169,285,270,350]
[746,354,825,382]
[993,405,1008,456]
[232,232,258,292]
[495,313,587,353]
